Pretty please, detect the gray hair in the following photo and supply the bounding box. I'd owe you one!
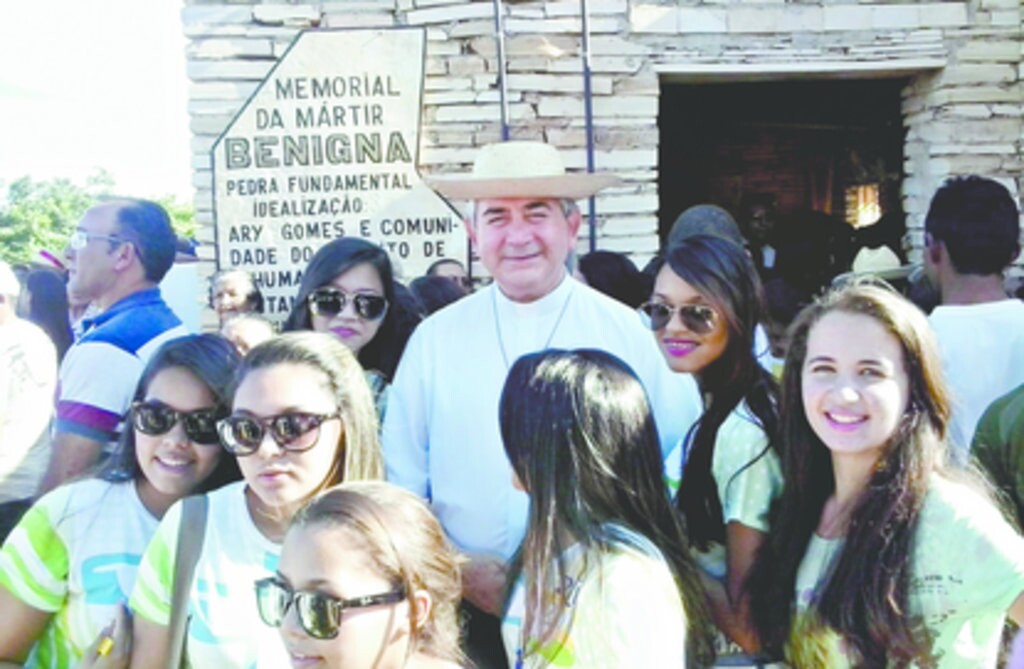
[466,198,579,224]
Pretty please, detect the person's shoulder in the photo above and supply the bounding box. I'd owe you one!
[82,295,183,353]
[920,474,1008,532]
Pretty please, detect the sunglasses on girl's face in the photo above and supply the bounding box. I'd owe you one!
[216,412,340,456]
[308,287,388,321]
[254,576,406,639]
[638,301,718,334]
[130,401,225,445]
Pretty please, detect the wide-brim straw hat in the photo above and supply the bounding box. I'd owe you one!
[425,141,621,200]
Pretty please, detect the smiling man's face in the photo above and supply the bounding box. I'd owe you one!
[467,197,580,303]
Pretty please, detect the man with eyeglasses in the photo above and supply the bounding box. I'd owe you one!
[381,141,703,668]
[37,199,188,494]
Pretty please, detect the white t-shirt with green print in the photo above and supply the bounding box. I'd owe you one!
[664,402,783,581]
[130,481,288,669]
[791,475,1024,668]
[0,478,157,668]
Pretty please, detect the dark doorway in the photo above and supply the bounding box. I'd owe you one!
[657,78,907,255]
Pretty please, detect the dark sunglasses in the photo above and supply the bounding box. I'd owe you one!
[638,301,718,334]
[216,412,340,456]
[131,401,225,446]
[308,287,388,321]
[255,576,405,639]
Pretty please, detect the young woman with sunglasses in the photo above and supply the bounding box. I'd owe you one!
[128,332,384,669]
[258,481,464,669]
[640,234,783,658]
[748,282,1024,667]
[499,349,714,668]
[0,334,240,668]
[283,238,420,418]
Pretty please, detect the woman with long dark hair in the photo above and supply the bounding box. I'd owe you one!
[500,349,714,667]
[0,334,240,666]
[748,281,1024,667]
[283,239,420,417]
[640,234,782,655]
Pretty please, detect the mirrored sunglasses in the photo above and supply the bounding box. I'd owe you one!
[308,287,388,321]
[216,412,339,456]
[131,401,224,446]
[255,576,405,639]
[638,301,718,334]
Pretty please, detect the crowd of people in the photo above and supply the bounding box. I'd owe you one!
[0,141,1022,669]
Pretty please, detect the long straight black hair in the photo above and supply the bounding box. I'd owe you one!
[500,349,714,665]
[660,235,780,550]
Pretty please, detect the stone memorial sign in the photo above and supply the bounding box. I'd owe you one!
[213,27,465,319]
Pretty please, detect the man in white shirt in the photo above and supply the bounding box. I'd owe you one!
[382,141,703,667]
[0,261,57,540]
[923,175,1024,461]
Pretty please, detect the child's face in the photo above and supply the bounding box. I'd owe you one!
[276,523,414,669]
[801,310,910,464]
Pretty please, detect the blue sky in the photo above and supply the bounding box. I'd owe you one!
[0,0,192,201]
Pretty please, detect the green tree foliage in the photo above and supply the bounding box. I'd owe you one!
[0,171,195,266]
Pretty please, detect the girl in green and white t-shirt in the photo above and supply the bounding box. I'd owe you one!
[129,332,385,669]
[642,235,783,656]
[0,334,241,668]
[748,282,1024,668]
[499,349,715,668]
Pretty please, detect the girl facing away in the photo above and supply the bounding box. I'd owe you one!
[499,349,714,668]
[748,281,1024,667]
[0,334,241,668]
[640,234,783,655]
[128,332,384,669]
[260,481,465,669]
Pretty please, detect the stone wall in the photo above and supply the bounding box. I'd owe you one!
[183,0,1022,271]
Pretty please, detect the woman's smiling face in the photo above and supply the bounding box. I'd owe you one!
[650,264,729,376]
[801,310,910,462]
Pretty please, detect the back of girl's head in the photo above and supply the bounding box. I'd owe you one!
[237,332,383,485]
[283,238,394,332]
[293,481,463,663]
[663,234,765,386]
[500,349,665,531]
[500,349,715,663]
[106,334,242,489]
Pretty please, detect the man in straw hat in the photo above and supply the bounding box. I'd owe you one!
[382,141,702,666]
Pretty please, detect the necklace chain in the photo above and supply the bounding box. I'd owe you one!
[492,284,574,370]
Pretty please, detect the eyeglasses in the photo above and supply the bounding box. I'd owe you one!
[216,412,340,456]
[255,576,406,639]
[68,230,128,251]
[638,301,718,334]
[308,287,388,321]
[131,401,225,445]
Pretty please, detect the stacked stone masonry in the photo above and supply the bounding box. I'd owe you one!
[184,0,1022,271]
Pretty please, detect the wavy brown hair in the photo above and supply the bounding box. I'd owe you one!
[748,280,950,666]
